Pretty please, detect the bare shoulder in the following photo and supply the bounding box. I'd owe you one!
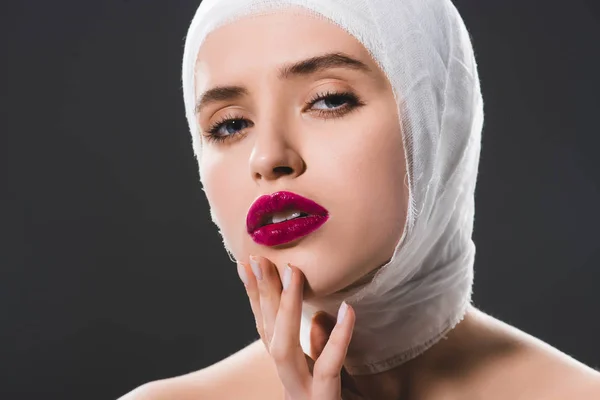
[465,310,600,400]
[117,340,285,400]
[518,336,600,399]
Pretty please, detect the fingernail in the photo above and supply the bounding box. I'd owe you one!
[282,264,292,291]
[236,262,248,286]
[337,302,348,324]
[249,256,262,280]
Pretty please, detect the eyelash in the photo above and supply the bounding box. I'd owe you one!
[203,90,365,144]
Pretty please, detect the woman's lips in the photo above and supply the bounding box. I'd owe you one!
[246,191,329,246]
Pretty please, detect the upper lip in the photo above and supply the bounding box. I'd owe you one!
[246,191,329,233]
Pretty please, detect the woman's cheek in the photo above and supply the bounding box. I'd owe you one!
[200,156,229,222]
[201,156,250,254]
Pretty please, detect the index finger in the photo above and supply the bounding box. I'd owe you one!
[269,264,311,398]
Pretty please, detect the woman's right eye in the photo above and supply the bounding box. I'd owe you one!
[205,116,252,143]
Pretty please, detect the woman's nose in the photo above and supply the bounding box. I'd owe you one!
[249,129,305,182]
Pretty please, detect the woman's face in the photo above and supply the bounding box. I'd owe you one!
[194,9,408,299]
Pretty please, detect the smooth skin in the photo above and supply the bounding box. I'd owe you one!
[239,256,362,400]
[234,256,600,400]
[120,255,600,400]
[119,8,600,400]
[193,8,408,302]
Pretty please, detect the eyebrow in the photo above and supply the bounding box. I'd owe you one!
[194,52,371,115]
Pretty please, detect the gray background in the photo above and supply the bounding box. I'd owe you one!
[2,0,599,399]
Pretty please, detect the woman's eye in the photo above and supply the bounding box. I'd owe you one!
[206,118,251,142]
[307,91,363,116]
[311,94,352,110]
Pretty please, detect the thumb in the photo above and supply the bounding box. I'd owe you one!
[311,310,363,398]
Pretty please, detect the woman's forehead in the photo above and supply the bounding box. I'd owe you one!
[193,10,381,87]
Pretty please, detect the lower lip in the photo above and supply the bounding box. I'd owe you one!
[250,215,329,246]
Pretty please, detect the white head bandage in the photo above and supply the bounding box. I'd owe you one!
[182,0,483,375]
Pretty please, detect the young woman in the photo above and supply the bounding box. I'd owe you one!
[121,0,600,398]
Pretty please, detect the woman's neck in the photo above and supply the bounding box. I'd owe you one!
[349,307,516,400]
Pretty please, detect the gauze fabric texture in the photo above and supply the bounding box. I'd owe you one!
[181,0,483,375]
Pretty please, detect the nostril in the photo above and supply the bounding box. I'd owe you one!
[273,166,294,176]
[253,165,294,180]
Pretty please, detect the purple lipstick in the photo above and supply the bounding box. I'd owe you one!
[246,191,329,246]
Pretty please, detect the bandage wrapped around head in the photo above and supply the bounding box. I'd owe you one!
[182,0,483,375]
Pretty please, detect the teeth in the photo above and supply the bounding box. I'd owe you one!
[268,210,305,224]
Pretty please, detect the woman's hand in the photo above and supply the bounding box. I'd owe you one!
[237,256,365,400]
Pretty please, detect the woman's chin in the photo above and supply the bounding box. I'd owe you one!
[235,244,368,298]
[301,272,362,301]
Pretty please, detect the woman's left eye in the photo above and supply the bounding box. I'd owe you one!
[307,90,363,113]
[310,92,357,111]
